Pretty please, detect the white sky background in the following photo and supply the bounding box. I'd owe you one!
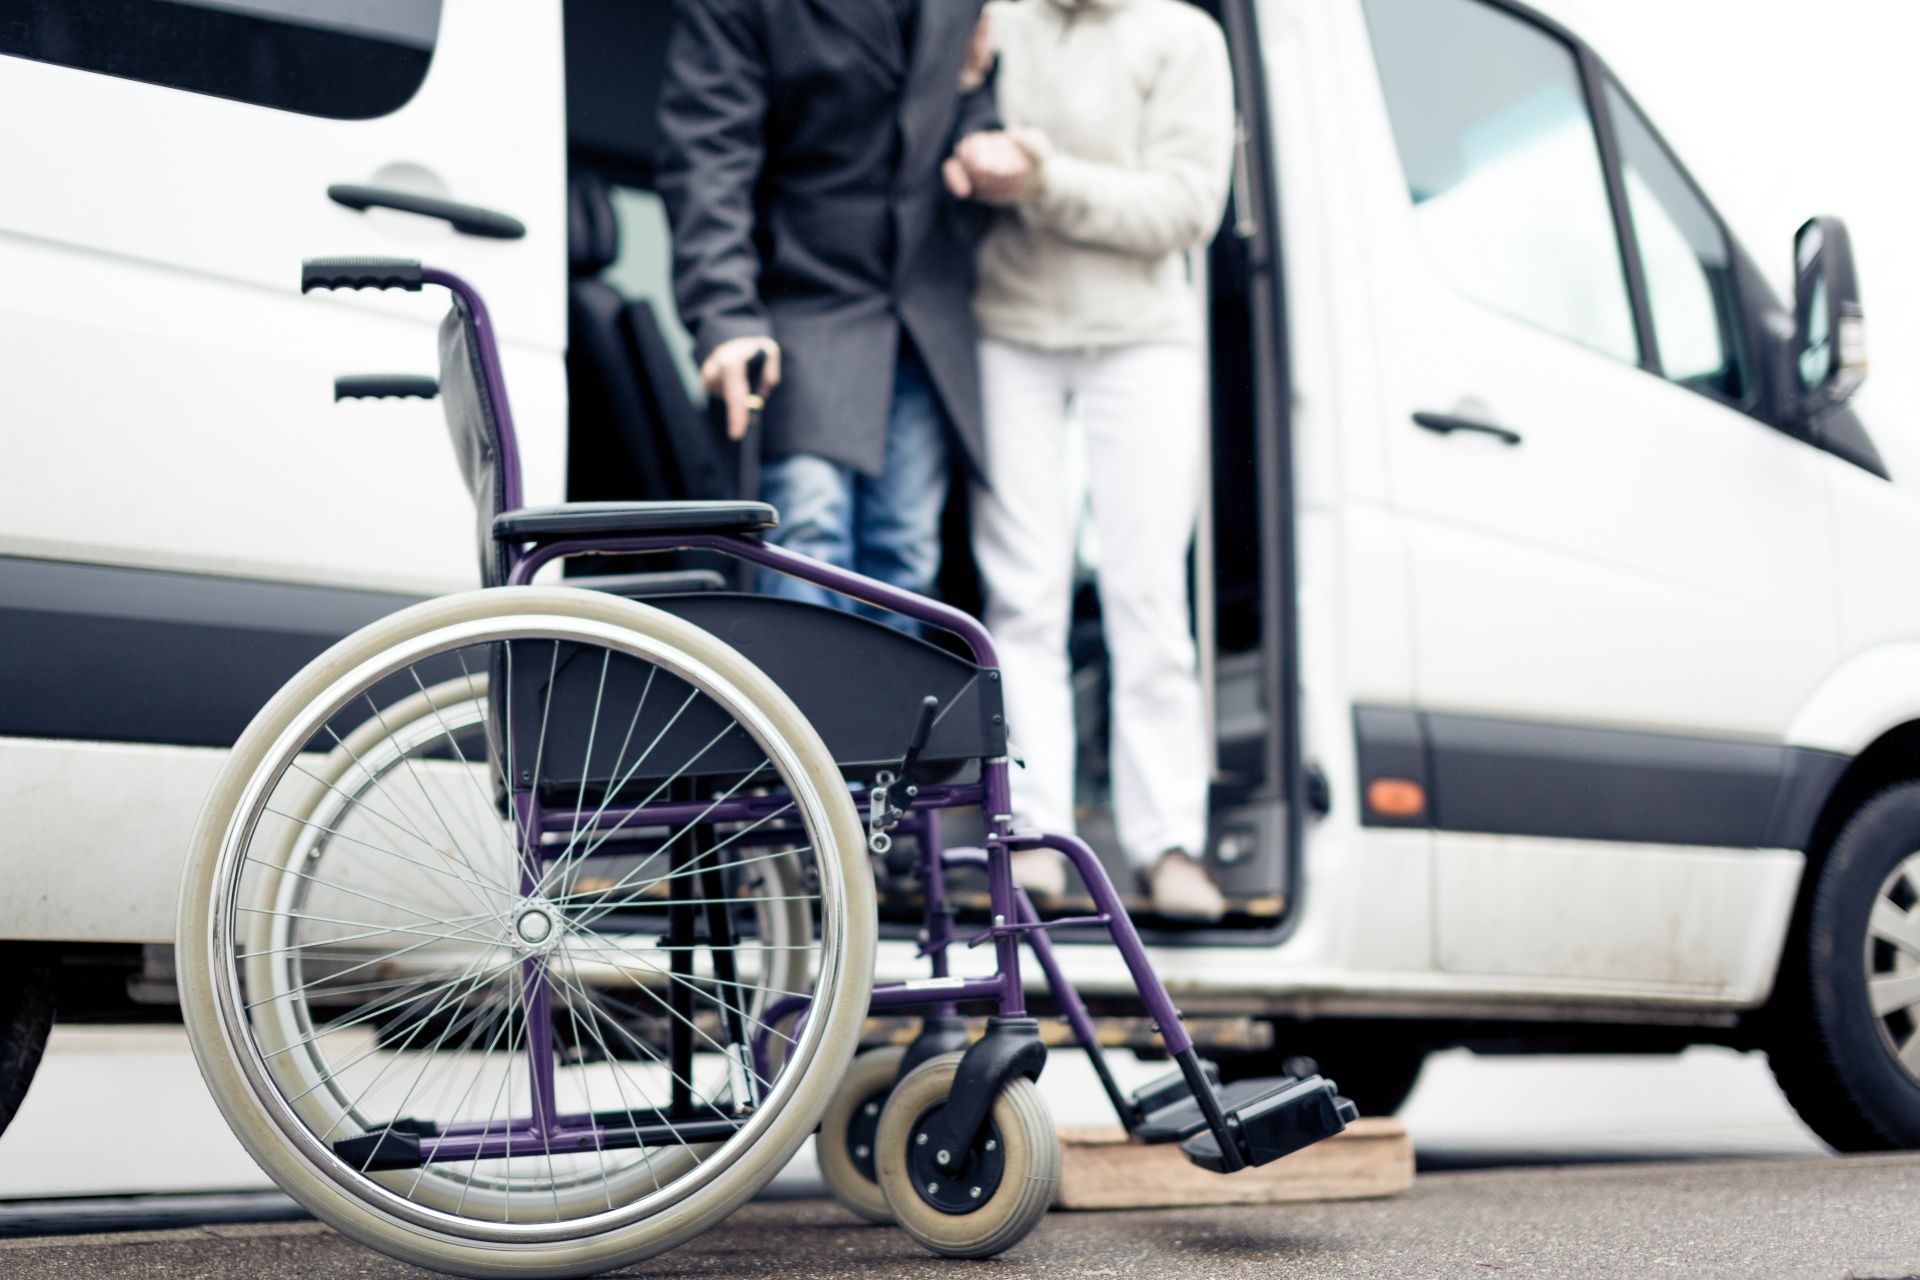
[1575,0,1920,480]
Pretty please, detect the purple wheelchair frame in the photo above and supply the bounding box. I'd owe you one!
[315,262,1287,1175]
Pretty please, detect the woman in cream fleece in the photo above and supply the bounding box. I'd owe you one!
[949,0,1235,920]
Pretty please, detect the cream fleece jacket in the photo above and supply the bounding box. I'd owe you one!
[972,0,1235,350]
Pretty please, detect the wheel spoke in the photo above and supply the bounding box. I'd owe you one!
[1871,898,1920,961]
[1869,969,1920,1017]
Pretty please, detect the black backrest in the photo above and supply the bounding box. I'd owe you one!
[438,296,513,587]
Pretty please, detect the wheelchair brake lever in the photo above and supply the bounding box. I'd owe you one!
[897,695,939,793]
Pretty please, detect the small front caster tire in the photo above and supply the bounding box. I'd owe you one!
[817,1045,908,1223]
[874,1051,1058,1259]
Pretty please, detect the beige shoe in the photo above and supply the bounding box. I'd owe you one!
[1010,848,1068,900]
[1146,850,1226,922]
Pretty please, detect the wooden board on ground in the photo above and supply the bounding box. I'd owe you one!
[1054,1118,1412,1210]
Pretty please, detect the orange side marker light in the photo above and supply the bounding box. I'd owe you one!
[1366,777,1427,819]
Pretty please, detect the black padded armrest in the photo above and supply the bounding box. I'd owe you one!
[494,501,778,542]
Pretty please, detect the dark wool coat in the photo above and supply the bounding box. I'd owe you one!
[657,0,995,478]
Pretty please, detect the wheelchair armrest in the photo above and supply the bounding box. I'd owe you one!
[493,501,778,542]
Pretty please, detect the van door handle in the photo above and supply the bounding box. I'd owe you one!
[327,184,526,240]
[1412,411,1522,446]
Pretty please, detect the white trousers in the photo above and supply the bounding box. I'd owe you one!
[971,338,1208,869]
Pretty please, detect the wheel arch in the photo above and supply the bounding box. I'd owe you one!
[1783,643,1920,878]
[1800,722,1920,873]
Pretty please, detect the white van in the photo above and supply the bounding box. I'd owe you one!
[3,0,1915,1156]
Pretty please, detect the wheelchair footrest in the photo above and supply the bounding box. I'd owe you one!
[1136,1073,1285,1145]
[1127,1058,1221,1133]
[1179,1075,1357,1173]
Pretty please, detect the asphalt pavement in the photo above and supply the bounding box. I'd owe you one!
[7,1028,1913,1277]
[4,1153,1918,1279]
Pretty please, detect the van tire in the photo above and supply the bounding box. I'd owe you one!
[0,945,56,1142]
[1769,781,1920,1151]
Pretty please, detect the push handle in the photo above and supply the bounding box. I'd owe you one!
[327,184,526,240]
[301,258,423,294]
[1412,410,1523,446]
[335,374,439,402]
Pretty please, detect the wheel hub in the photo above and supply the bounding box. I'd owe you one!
[512,904,559,952]
[905,1103,1004,1215]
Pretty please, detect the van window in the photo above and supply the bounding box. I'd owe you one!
[0,0,441,120]
[1363,0,1637,364]
[1604,82,1747,400]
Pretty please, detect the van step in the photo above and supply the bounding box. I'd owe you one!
[1136,1074,1296,1144]
[1127,1058,1221,1131]
[1180,1075,1358,1173]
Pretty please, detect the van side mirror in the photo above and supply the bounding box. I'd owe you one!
[1793,215,1867,414]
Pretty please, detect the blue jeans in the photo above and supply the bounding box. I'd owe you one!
[757,347,950,634]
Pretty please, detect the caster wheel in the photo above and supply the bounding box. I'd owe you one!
[817,1045,907,1223]
[875,1051,1058,1258]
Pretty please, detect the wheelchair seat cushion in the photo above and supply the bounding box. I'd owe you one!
[494,500,777,542]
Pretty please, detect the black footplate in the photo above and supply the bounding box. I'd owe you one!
[1135,1074,1295,1145]
[1179,1075,1358,1172]
[1127,1058,1221,1132]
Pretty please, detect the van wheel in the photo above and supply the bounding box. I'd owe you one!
[0,945,56,1141]
[1770,781,1920,1150]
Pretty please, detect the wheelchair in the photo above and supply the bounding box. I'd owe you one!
[175,259,1355,1278]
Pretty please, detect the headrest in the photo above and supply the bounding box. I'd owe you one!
[569,172,619,276]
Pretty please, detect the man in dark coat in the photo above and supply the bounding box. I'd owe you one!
[657,0,1026,624]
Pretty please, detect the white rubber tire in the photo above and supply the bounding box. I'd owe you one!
[875,1052,1058,1259]
[816,1045,908,1224]
[178,587,873,1278]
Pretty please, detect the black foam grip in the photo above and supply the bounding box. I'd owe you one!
[301,258,423,294]
[334,374,440,401]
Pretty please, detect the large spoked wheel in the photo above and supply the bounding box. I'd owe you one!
[875,1052,1057,1259]
[816,1044,907,1223]
[179,588,872,1278]
[1771,782,1920,1150]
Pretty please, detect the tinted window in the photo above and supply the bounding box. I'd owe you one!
[1364,0,1637,363]
[1605,82,1747,400]
[0,0,441,119]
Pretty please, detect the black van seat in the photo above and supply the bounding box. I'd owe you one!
[495,500,776,542]
[565,173,732,504]
[567,174,675,503]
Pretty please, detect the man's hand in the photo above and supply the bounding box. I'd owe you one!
[943,130,1035,204]
[700,336,781,441]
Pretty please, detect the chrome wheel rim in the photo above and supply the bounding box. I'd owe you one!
[1865,850,1920,1082]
